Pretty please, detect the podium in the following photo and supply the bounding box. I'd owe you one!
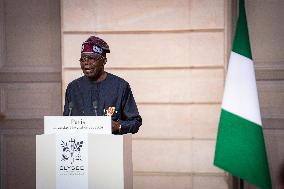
[36,116,133,189]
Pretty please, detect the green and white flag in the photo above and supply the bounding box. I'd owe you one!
[214,0,272,188]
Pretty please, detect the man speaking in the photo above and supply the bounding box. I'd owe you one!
[63,36,142,134]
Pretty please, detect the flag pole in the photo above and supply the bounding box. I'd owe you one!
[240,178,244,189]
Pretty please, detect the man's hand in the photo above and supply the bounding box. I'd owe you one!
[112,120,121,132]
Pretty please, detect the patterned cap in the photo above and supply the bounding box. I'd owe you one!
[81,36,110,56]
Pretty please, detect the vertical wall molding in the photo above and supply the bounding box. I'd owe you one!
[0,0,6,69]
[0,135,6,189]
[0,2,6,185]
[0,88,5,113]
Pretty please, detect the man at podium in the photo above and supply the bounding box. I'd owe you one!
[63,36,142,135]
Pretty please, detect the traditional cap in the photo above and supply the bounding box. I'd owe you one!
[81,36,110,56]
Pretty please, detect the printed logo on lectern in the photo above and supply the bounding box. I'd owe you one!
[61,138,83,164]
[59,138,86,175]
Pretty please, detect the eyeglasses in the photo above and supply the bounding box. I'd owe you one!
[79,56,105,63]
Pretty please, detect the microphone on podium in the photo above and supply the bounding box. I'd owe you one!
[92,100,98,116]
[68,102,73,116]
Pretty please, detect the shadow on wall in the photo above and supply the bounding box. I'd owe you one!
[280,160,284,189]
[0,112,5,120]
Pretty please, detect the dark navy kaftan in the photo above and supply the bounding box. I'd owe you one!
[63,73,142,134]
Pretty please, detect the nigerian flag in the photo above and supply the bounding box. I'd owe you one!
[214,0,272,189]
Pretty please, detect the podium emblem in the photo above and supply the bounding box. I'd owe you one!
[60,138,83,164]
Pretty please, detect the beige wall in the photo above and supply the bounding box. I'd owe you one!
[62,0,231,188]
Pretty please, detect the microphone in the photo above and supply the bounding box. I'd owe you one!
[68,102,73,116]
[92,100,98,116]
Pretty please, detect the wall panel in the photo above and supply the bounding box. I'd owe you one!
[3,0,60,72]
[193,176,228,189]
[63,32,224,68]
[0,83,61,119]
[63,0,224,31]
[2,135,36,189]
[132,140,223,174]
[133,175,192,189]
[135,104,220,139]
[258,80,284,119]
[132,140,192,173]
[62,69,224,103]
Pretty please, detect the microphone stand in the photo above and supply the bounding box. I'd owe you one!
[68,102,73,116]
[93,101,98,116]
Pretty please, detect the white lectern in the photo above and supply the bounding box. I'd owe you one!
[36,116,133,189]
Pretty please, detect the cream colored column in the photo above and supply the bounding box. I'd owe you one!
[61,0,231,188]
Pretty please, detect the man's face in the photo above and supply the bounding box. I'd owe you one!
[80,54,106,80]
